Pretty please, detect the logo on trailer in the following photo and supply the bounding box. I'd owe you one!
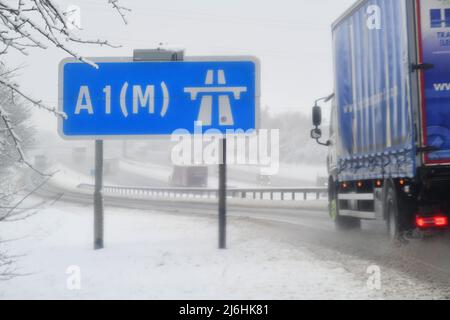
[430,8,450,28]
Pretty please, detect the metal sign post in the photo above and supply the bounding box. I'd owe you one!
[94,140,104,250]
[219,138,227,249]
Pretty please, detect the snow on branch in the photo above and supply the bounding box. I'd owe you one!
[0,0,130,68]
[0,75,66,119]
[109,0,131,25]
[0,176,53,223]
[0,104,25,161]
[0,101,50,176]
[0,1,129,175]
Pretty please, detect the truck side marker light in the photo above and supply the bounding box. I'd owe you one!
[376,180,382,187]
[357,181,363,188]
[399,179,406,186]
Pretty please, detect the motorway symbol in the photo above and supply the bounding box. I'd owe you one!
[58,57,259,139]
[184,69,248,126]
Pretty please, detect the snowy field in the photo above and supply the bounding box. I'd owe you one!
[0,199,439,300]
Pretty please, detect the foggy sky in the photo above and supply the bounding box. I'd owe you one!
[5,0,355,133]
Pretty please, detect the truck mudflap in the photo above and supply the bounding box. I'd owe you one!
[417,0,450,164]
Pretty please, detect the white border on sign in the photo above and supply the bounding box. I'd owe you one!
[58,56,261,140]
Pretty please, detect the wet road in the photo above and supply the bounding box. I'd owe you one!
[33,175,450,299]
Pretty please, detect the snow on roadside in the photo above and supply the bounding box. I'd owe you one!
[119,159,172,184]
[0,201,379,300]
[49,164,94,191]
[276,163,327,181]
[120,159,259,188]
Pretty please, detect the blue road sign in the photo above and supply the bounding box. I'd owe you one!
[58,57,260,139]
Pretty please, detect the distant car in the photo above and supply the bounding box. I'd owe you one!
[169,165,208,188]
[257,174,271,186]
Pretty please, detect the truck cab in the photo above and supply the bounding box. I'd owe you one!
[327,100,338,182]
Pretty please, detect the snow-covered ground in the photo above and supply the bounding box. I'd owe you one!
[120,158,261,188]
[229,163,327,183]
[0,199,439,300]
[276,163,327,181]
[50,164,94,191]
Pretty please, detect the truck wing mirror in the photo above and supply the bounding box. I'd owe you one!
[312,105,322,127]
[411,63,434,72]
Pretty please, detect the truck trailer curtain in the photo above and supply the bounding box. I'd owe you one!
[333,0,414,180]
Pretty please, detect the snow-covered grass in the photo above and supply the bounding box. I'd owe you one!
[119,158,327,188]
[229,162,327,183]
[276,163,327,181]
[0,201,380,300]
[119,159,172,185]
[120,159,260,188]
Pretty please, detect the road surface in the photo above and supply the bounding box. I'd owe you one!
[32,176,450,299]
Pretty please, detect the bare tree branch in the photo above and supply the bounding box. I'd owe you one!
[108,0,131,25]
[0,74,66,118]
[0,1,129,175]
[0,174,52,222]
[0,0,130,280]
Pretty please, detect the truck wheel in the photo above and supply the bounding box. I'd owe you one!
[385,183,402,241]
[329,179,361,231]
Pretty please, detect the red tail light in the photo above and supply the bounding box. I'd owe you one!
[435,216,448,227]
[415,215,449,228]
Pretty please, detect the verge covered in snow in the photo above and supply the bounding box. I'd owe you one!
[0,200,440,300]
